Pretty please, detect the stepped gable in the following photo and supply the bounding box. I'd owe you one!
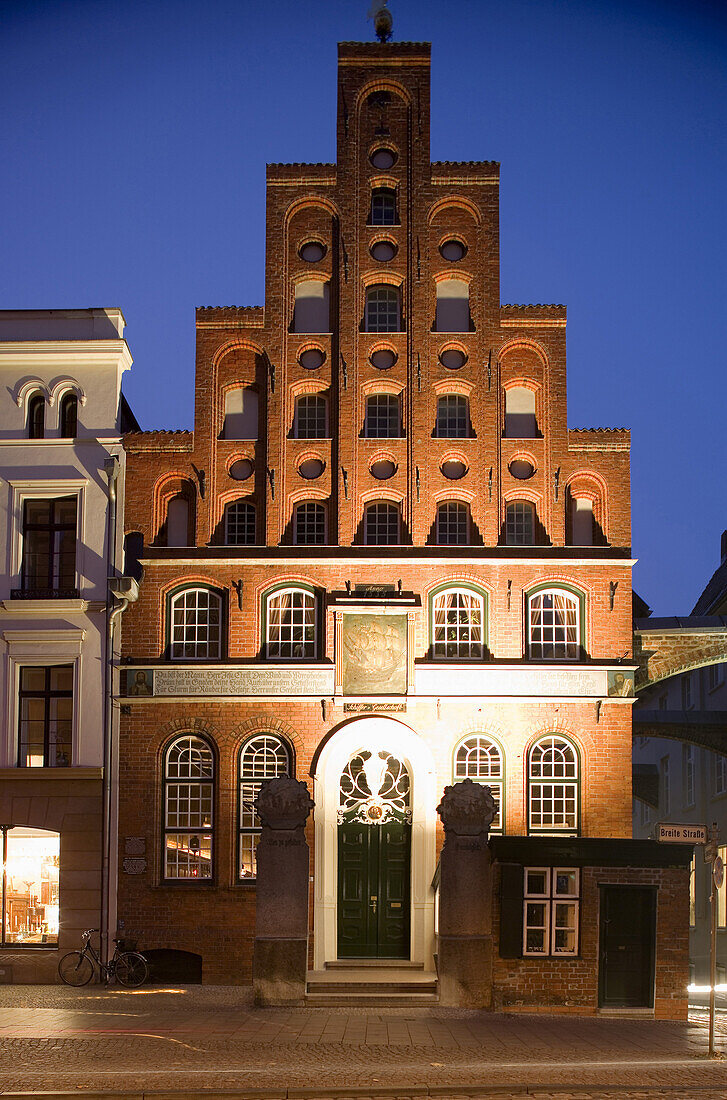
[123,429,193,452]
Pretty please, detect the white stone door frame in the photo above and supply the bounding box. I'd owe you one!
[312,715,437,970]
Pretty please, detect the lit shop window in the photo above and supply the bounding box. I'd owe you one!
[1,826,60,946]
[523,867,579,956]
[239,735,293,880]
[163,735,214,880]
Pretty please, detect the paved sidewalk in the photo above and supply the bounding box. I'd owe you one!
[0,985,726,1098]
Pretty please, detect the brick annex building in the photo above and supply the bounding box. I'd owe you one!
[117,39,690,1015]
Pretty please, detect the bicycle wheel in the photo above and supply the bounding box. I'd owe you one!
[115,951,148,987]
[58,951,94,986]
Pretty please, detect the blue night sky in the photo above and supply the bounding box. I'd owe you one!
[2,0,726,615]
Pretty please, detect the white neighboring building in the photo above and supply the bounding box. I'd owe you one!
[0,309,135,983]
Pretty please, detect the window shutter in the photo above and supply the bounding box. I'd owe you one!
[498,863,523,958]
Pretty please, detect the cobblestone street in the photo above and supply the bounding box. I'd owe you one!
[0,986,726,1098]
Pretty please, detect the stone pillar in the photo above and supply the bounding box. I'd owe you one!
[252,775,314,1006]
[436,778,496,1008]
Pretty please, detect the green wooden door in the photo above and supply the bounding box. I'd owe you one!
[337,821,411,958]
[598,885,656,1007]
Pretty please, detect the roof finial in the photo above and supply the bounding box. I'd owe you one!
[368,0,393,42]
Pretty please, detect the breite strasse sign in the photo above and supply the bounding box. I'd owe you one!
[656,822,708,843]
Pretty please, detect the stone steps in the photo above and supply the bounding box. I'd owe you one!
[305,967,438,1005]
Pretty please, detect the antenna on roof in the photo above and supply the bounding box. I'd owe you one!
[368,0,393,42]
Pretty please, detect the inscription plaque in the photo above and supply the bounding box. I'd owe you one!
[148,666,334,697]
[415,665,610,697]
[124,836,146,856]
[122,858,147,875]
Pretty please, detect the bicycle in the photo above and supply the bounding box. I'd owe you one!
[58,928,149,987]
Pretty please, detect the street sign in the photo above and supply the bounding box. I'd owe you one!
[714,856,724,890]
[655,822,708,843]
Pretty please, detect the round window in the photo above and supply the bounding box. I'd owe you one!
[370,348,397,370]
[299,241,326,263]
[439,239,466,262]
[370,459,397,480]
[441,459,467,480]
[298,458,324,480]
[509,458,535,480]
[370,148,397,170]
[370,240,398,262]
[229,459,254,481]
[299,348,325,370]
[439,348,467,370]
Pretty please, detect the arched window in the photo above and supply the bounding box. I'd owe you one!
[369,187,398,226]
[222,387,258,440]
[294,394,327,438]
[504,386,537,438]
[436,501,469,545]
[294,501,326,545]
[59,393,78,438]
[163,734,214,879]
[168,587,223,660]
[265,586,318,659]
[166,494,192,547]
[431,586,486,659]
[292,280,330,333]
[435,279,471,332]
[453,736,503,830]
[364,501,400,545]
[28,393,45,439]
[364,393,400,437]
[528,735,579,833]
[365,285,400,332]
[224,500,256,545]
[239,734,293,879]
[527,587,582,660]
[569,497,595,546]
[505,500,535,545]
[434,395,470,437]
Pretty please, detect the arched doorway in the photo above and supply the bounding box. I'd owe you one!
[312,717,436,970]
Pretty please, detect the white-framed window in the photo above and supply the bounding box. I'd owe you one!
[708,663,725,692]
[432,587,486,659]
[505,500,534,546]
[239,734,293,880]
[661,755,671,815]
[682,673,694,710]
[639,799,652,827]
[527,588,581,660]
[436,501,469,545]
[528,735,579,833]
[434,395,470,438]
[453,735,502,830]
[294,394,327,438]
[715,753,727,797]
[365,285,400,332]
[169,587,223,661]
[294,502,326,545]
[265,586,317,660]
[163,734,214,880]
[364,394,400,437]
[523,867,579,956]
[684,744,696,807]
[369,187,397,226]
[224,500,256,545]
[364,501,400,545]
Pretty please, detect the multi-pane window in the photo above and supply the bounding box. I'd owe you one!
[715,753,727,797]
[0,826,60,945]
[163,735,214,880]
[432,588,485,659]
[528,735,579,833]
[436,501,469,545]
[28,393,45,439]
[365,285,400,332]
[266,587,317,659]
[523,867,579,956]
[239,735,293,879]
[505,501,535,545]
[684,744,696,807]
[434,395,469,437]
[59,393,78,438]
[18,665,73,768]
[364,502,400,545]
[708,663,725,692]
[169,587,222,660]
[453,736,502,830]
[364,394,400,437]
[19,497,77,597]
[528,589,581,660]
[224,500,256,545]
[294,502,326,545]
[294,395,327,438]
[369,187,397,226]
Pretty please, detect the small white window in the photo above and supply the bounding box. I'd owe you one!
[505,386,537,438]
[169,588,222,660]
[523,867,579,956]
[223,387,258,440]
[293,281,330,333]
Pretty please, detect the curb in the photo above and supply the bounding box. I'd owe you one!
[4,1087,727,1100]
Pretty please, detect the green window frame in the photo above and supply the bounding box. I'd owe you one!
[162,734,215,882]
[452,734,504,831]
[166,584,225,661]
[238,734,294,881]
[263,582,320,660]
[527,734,580,835]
